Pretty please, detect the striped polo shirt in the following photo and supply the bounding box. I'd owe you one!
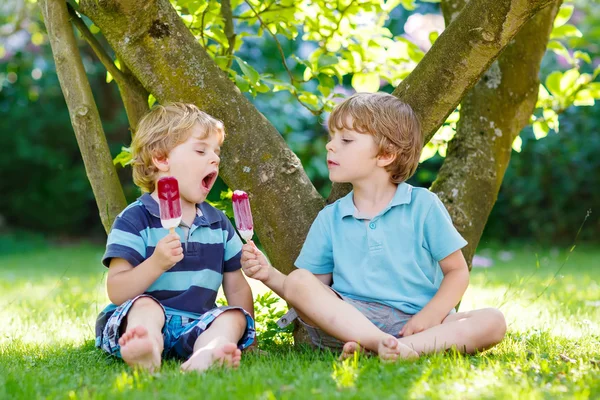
[102,193,243,317]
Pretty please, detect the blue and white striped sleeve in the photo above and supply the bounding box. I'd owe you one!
[102,216,146,268]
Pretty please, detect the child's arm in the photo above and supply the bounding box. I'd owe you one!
[241,243,333,297]
[106,232,183,305]
[400,249,469,336]
[222,269,254,319]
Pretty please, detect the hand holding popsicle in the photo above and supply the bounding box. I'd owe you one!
[158,176,182,234]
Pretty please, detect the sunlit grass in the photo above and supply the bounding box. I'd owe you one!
[0,240,598,399]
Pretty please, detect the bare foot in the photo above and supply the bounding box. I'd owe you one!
[119,325,161,372]
[181,342,242,373]
[339,341,364,360]
[378,335,419,362]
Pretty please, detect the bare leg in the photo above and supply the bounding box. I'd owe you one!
[119,297,165,372]
[397,308,507,355]
[181,310,246,373]
[283,269,418,361]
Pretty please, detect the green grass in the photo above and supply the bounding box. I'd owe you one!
[0,240,599,399]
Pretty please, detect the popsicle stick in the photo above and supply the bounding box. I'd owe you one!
[169,227,175,234]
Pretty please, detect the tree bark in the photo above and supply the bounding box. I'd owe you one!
[433,0,562,265]
[39,0,127,233]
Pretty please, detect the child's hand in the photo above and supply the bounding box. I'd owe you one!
[399,310,444,337]
[241,242,271,282]
[152,232,184,271]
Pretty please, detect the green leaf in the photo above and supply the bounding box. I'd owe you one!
[512,136,523,153]
[235,56,260,84]
[351,72,380,93]
[262,77,295,92]
[553,4,574,28]
[547,40,570,59]
[419,143,437,162]
[113,147,132,167]
[317,54,338,69]
[545,71,563,95]
[106,71,113,84]
[559,68,579,94]
[532,120,550,140]
[233,74,250,92]
[298,91,321,110]
[429,31,439,45]
[318,74,335,97]
[148,94,157,108]
[587,82,600,98]
[400,0,416,10]
[573,51,592,64]
[550,24,583,40]
[573,89,595,106]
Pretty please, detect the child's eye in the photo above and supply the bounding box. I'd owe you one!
[342,139,353,144]
[196,150,205,155]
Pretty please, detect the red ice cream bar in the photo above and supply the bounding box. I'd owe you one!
[232,190,254,242]
[157,176,182,231]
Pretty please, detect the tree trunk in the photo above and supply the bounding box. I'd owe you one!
[39,0,127,233]
[433,0,562,266]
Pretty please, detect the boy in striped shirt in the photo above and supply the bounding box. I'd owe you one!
[95,103,255,372]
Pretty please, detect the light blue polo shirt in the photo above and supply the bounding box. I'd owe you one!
[295,183,467,315]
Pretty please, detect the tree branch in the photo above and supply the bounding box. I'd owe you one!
[67,4,127,84]
[221,0,236,69]
[38,0,127,233]
[432,0,562,267]
[393,0,558,143]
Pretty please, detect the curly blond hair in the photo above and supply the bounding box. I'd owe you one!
[328,92,422,184]
[131,102,225,193]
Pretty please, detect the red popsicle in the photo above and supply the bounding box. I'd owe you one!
[232,190,253,242]
[157,176,182,233]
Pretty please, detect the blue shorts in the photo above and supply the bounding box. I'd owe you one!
[95,295,255,359]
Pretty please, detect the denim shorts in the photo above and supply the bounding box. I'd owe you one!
[298,290,413,351]
[95,294,255,359]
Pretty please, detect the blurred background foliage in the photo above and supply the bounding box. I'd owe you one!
[0,0,598,244]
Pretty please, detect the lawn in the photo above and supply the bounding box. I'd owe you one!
[0,237,599,399]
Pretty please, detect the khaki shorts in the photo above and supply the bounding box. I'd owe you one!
[297,290,413,351]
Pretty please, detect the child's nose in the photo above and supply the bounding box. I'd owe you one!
[326,140,334,152]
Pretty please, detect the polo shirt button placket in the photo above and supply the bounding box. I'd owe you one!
[369,222,376,229]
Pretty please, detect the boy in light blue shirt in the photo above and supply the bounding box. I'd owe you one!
[241,93,506,360]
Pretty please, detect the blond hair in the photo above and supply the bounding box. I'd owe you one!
[328,92,422,183]
[131,102,225,193]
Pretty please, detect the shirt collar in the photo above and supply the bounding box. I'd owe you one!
[138,193,221,226]
[338,182,413,218]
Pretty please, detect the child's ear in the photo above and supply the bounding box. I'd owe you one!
[152,154,170,172]
[377,151,397,168]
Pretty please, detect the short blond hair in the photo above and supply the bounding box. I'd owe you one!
[328,92,422,184]
[131,102,225,193]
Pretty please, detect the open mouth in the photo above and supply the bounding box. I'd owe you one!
[202,171,217,190]
[327,160,339,167]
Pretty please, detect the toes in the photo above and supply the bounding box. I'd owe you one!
[383,336,398,349]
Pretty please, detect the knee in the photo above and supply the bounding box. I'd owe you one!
[218,309,247,330]
[480,308,507,345]
[130,296,162,313]
[283,269,316,302]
